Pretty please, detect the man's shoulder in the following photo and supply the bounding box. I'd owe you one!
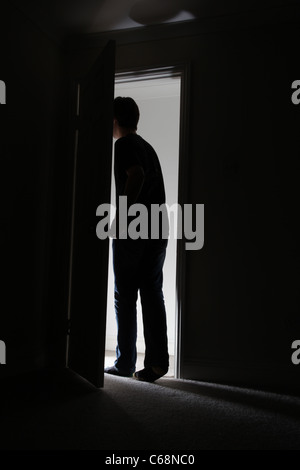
[115,134,138,148]
[116,134,147,154]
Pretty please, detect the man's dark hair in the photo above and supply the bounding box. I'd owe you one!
[114,97,140,130]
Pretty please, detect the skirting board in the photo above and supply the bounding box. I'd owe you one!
[0,352,46,380]
[181,359,300,392]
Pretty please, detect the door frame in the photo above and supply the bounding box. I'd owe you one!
[113,62,191,379]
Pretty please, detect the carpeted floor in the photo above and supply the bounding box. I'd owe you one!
[0,367,300,450]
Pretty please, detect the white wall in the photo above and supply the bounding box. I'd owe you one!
[105,78,181,357]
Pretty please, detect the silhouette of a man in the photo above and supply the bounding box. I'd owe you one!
[104,97,169,382]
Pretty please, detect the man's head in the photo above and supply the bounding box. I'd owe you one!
[113,97,140,139]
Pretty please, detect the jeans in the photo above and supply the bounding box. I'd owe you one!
[112,237,169,374]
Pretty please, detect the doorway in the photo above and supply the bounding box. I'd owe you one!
[105,67,184,378]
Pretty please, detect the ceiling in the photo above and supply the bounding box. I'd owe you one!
[11,0,298,40]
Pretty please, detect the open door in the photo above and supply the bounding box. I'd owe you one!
[67,41,115,387]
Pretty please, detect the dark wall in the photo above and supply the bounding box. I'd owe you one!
[68,11,300,390]
[0,3,68,377]
[1,3,299,391]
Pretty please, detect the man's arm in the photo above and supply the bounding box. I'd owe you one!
[123,164,145,207]
[109,165,144,239]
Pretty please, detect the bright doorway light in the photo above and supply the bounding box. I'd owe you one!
[105,74,181,377]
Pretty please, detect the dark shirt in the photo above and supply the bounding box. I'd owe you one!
[114,134,168,238]
[114,133,166,206]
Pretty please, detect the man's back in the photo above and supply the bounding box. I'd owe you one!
[114,133,166,208]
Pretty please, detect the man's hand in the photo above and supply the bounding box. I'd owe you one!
[109,212,127,239]
[109,216,117,239]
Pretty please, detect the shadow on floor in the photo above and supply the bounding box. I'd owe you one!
[0,368,152,450]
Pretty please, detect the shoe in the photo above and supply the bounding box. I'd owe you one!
[104,366,133,378]
[134,367,167,383]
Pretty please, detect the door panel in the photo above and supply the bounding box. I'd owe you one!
[68,41,115,387]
